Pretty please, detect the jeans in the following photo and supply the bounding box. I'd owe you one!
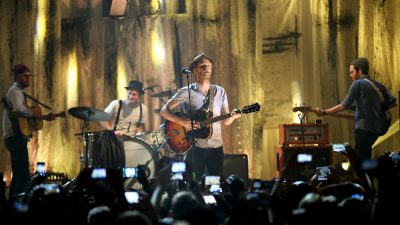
[354,129,379,161]
[188,146,224,181]
[4,135,31,198]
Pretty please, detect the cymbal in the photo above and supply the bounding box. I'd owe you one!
[68,106,111,121]
[152,90,173,98]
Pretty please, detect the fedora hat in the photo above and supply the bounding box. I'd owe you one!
[188,52,215,71]
[125,80,144,94]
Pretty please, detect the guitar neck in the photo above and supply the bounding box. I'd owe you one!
[199,110,240,127]
[325,112,354,120]
[309,109,354,120]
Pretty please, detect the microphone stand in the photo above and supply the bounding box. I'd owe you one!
[298,113,311,181]
[184,70,196,180]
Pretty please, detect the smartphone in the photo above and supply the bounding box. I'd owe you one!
[252,179,262,190]
[332,144,346,152]
[122,167,138,178]
[205,176,220,186]
[125,191,140,204]
[36,162,46,175]
[209,184,222,193]
[171,161,186,173]
[91,168,107,179]
[297,154,312,163]
[361,159,378,171]
[316,166,330,181]
[203,194,217,205]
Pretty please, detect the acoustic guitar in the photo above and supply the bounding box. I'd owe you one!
[164,103,260,154]
[12,105,65,136]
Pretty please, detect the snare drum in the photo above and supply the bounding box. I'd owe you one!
[123,138,158,178]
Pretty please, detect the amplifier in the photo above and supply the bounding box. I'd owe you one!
[279,123,329,145]
[274,145,332,180]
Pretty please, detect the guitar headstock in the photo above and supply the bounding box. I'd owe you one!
[292,105,312,113]
[241,103,261,114]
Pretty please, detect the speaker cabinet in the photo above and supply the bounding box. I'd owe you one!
[274,146,332,181]
[223,154,249,185]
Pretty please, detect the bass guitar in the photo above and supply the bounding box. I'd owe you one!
[164,103,260,154]
[12,105,65,136]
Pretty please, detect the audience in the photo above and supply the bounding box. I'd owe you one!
[0,146,399,225]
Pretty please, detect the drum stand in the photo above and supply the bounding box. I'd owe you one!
[74,120,92,170]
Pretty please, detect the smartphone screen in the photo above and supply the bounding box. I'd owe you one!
[125,191,140,204]
[91,168,107,179]
[253,179,261,190]
[36,162,46,175]
[205,176,220,186]
[171,161,186,173]
[316,166,330,181]
[332,144,346,152]
[123,167,138,178]
[297,154,312,163]
[203,195,217,205]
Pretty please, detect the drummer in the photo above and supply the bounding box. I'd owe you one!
[100,80,149,137]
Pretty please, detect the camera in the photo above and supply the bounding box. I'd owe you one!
[332,144,347,152]
[297,154,312,163]
[36,162,46,176]
[122,167,138,178]
[203,194,217,205]
[124,191,140,204]
[91,168,107,179]
[171,161,186,173]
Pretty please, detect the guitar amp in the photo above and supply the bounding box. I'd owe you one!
[279,123,329,145]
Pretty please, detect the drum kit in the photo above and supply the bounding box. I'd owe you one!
[67,89,177,179]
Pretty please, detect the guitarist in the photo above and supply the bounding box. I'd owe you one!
[2,64,56,200]
[314,58,396,161]
[160,53,241,182]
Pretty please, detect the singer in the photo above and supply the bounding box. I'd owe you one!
[160,52,241,181]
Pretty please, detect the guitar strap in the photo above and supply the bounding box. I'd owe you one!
[136,102,143,127]
[364,79,385,103]
[208,85,215,118]
[114,100,123,131]
[364,78,392,132]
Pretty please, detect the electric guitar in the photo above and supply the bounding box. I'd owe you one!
[292,105,355,120]
[12,105,65,136]
[293,105,392,136]
[164,103,260,154]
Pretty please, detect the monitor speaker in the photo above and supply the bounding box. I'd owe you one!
[223,154,249,185]
[274,146,332,181]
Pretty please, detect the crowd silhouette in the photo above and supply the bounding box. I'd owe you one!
[1,145,399,225]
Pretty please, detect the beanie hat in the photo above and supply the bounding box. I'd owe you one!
[12,64,31,76]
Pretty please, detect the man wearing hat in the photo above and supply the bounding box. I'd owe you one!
[95,80,149,169]
[2,64,55,199]
[315,58,396,161]
[100,80,149,135]
[160,53,241,181]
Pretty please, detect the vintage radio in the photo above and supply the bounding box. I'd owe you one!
[279,123,329,145]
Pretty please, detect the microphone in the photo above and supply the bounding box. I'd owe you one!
[181,68,191,74]
[143,84,159,91]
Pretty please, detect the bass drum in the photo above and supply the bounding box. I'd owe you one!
[123,138,158,179]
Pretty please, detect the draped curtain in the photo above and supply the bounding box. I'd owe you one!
[0,0,398,183]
